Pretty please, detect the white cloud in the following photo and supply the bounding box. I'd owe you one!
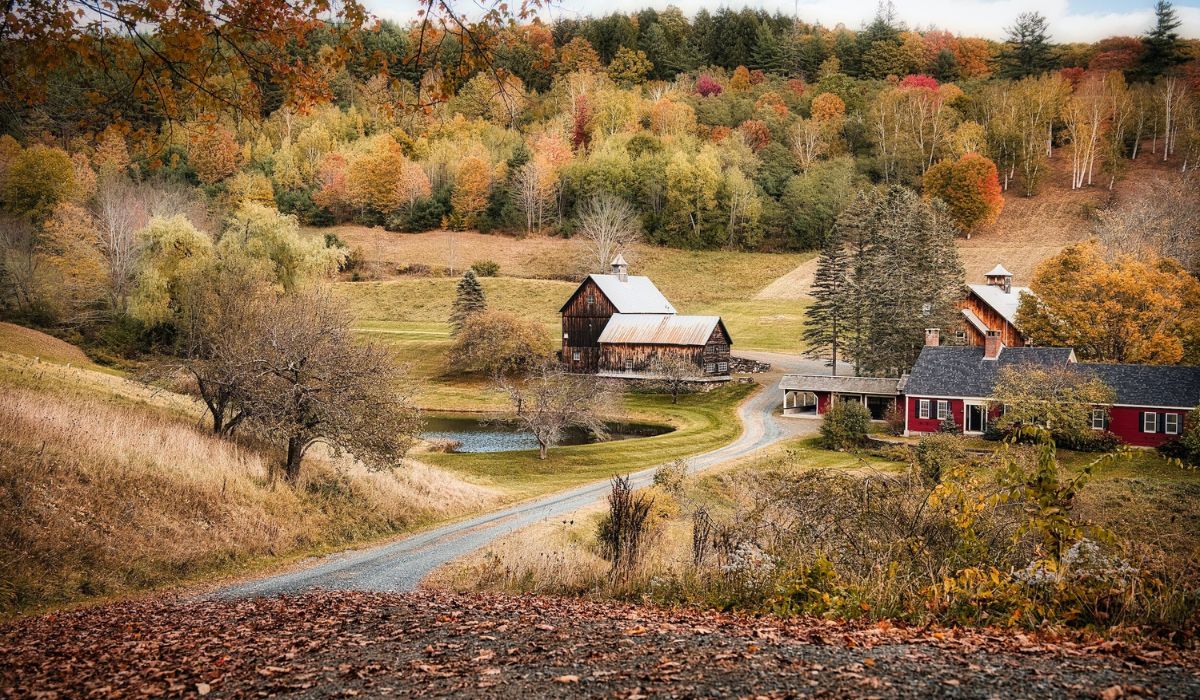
[366,0,1200,43]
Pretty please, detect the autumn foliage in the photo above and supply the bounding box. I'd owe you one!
[922,153,1004,235]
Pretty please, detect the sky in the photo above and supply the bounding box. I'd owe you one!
[363,0,1200,43]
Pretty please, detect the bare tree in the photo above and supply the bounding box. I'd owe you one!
[91,178,148,313]
[497,362,617,459]
[512,159,556,235]
[243,287,421,483]
[1094,171,1200,275]
[576,194,642,274]
[646,354,698,404]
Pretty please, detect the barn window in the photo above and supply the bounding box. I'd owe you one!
[717,362,728,373]
[918,400,930,419]
[921,303,932,316]
[1091,408,1106,431]
[936,400,949,420]
[1165,413,1180,435]
[572,350,581,362]
[955,330,966,340]
[563,332,569,339]
[624,359,634,372]
[705,362,716,373]
[1142,412,1158,433]
[586,293,595,307]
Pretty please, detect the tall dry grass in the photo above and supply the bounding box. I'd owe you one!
[0,386,500,614]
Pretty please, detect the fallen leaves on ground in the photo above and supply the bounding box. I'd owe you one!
[1,590,1197,698]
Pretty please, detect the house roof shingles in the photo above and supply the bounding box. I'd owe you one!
[1079,364,1200,409]
[906,346,1200,409]
[903,346,1077,399]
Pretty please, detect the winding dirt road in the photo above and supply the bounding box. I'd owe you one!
[218,351,824,598]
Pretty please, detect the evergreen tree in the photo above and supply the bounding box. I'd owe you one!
[932,48,961,82]
[751,21,787,74]
[999,12,1055,79]
[1137,1,1186,80]
[450,270,487,336]
[802,229,850,375]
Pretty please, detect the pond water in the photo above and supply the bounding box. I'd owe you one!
[421,415,673,453]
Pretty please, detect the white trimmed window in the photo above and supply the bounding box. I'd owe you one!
[572,350,581,361]
[705,362,716,373]
[624,359,634,371]
[1143,412,1158,433]
[918,400,930,419]
[717,361,728,373]
[1091,408,1106,431]
[936,400,949,420]
[1165,413,1180,435]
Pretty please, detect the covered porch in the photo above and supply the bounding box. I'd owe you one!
[779,374,904,420]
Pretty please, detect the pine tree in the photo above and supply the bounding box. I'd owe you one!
[802,230,850,375]
[450,270,487,336]
[751,21,786,74]
[999,12,1055,79]
[1137,1,1186,81]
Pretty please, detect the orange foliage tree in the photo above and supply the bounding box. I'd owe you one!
[922,153,1004,237]
[1017,241,1200,364]
[449,156,493,230]
[188,125,242,185]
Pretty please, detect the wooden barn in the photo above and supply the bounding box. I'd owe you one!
[560,256,733,381]
[958,264,1033,348]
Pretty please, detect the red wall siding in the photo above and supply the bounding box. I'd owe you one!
[817,392,832,415]
[906,397,964,433]
[1107,406,1188,447]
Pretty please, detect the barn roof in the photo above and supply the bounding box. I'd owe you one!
[780,374,903,395]
[985,264,1013,277]
[560,274,677,314]
[1077,363,1200,409]
[967,284,1034,327]
[904,345,1077,398]
[598,314,727,346]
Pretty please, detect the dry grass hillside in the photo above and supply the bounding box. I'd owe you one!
[0,322,97,368]
[0,351,501,615]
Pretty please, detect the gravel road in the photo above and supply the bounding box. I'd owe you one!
[217,351,825,598]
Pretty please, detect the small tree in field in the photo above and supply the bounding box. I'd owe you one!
[498,363,617,459]
[819,400,871,451]
[244,288,421,483]
[449,310,551,376]
[646,354,698,404]
[449,269,487,335]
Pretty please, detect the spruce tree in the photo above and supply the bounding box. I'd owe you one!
[999,12,1055,79]
[449,270,487,336]
[802,230,850,375]
[1138,1,1186,80]
[751,21,786,74]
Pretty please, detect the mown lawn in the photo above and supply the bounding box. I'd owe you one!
[425,383,756,499]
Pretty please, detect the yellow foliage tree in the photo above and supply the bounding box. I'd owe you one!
[449,156,492,230]
[345,135,406,213]
[188,125,242,185]
[1017,241,1200,364]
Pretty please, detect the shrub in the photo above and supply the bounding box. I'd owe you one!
[883,402,905,435]
[448,310,551,376]
[914,433,966,485]
[596,475,655,577]
[470,260,500,277]
[652,459,688,495]
[1057,429,1122,453]
[819,400,871,451]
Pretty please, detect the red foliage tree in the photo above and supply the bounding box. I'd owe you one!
[1088,37,1144,72]
[572,95,592,151]
[922,153,1004,237]
[1060,67,1087,88]
[899,74,939,91]
[695,74,723,97]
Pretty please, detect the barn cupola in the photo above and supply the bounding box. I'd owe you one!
[984,264,1013,294]
[611,253,629,282]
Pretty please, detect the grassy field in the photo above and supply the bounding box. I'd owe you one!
[0,322,99,368]
[425,383,757,498]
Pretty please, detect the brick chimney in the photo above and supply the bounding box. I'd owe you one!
[611,253,628,282]
[984,330,1003,360]
[925,328,940,347]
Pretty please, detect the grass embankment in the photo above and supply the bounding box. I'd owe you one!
[0,322,98,368]
[0,353,502,616]
[424,383,757,499]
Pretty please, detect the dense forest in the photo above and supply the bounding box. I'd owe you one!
[0,1,1198,332]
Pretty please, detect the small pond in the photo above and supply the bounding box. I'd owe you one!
[421,415,673,453]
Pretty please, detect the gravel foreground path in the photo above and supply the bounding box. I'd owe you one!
[218,351,819,599]
[3,591,1196,699]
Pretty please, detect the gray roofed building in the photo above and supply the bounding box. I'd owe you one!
[1077,364,1200,409]
[903,345,1077,398]
[598,314,725,346]
[779,374,903,395]
[966,283,1033,327]
[561,274,677,315]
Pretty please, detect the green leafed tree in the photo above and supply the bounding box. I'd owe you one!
[1137,1,1187,81]
[999,12,1056,79]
